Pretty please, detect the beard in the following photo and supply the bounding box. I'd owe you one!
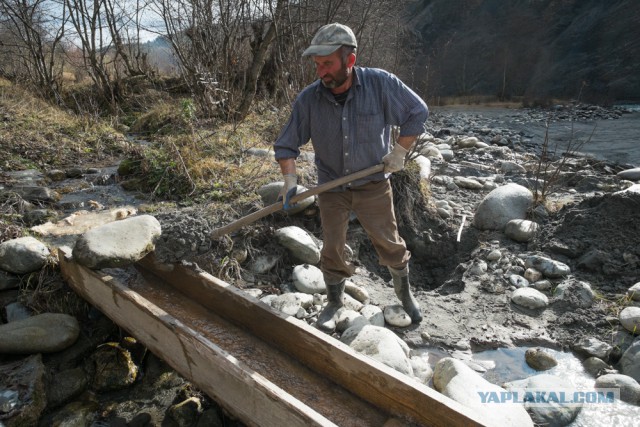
[321,64,349,89]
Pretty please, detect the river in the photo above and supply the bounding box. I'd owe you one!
[434,105,640,167]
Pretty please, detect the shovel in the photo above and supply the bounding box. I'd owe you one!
[210,163,385,238]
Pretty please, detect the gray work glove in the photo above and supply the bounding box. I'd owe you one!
[277,174,298,210]
[382,144,409,173]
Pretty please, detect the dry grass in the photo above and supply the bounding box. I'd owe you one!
[0,78,132,171]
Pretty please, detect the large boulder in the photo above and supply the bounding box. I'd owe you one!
[72,215,161,269]
[473,184,534,230]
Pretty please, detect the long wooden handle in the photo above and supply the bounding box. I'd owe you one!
[210,164,385,238]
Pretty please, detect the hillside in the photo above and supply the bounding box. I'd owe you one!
[407,0,640,104]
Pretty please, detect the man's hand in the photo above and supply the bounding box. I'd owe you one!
[277,174,298,210]
[382,144,409,173]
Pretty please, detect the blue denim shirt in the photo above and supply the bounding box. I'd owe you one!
[274,67,428,189]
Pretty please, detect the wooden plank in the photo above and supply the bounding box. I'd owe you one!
[58,248,338,427]
[139,255,488,427]
[210,164,384,238]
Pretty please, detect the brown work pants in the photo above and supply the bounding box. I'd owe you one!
[318,179,410,285]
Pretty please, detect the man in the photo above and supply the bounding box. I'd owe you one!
[274,23,428,332]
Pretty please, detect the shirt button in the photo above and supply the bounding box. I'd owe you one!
[343,117,346,120]
[344,135,348,139]
[345,152,349,156]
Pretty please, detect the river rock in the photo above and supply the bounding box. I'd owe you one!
[504,219,539,242]
[360,304,385,327]
[270,292,313,318]
[628,282,640,301]
[256,182,315,215]
[433,357,533,426]
[0,236,50,274]
[0,313,80,354]
[410,352,433,384]
[274,226,320,264]
[340,325,413,376]
[383,305,412,327]
[336,310,368,333]
[619,307,640,334]
[505,374,581,426]
[583,357,611,377]
[525,347,558,370]
[0,354,47,426]
[14,186,60,203]
[553,279,594,308]
[511,287,549,309]
[524,268,543,282]
[619,339,640,382]
[343,281,369,303]
[572,337,613,360]
[617,167,640,181]
[46,366,89,409]
[291,264,325,294]
[595,374,640,404]
[473,183,534,230]
[499,161,527,174]
[90,342,139,392]
[454,176,484,190]
[525,255,570,278]
[72,215,161,269]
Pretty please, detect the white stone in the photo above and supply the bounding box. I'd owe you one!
[72,215,161,269]
[511,287,549,309]
[474,184,534,231]
[360,304,385,327]
[627,282,640,301]
[620,306,640,334]
[270,293,313,316]
[345,281,369,303]
[383,305,412,327]
[617,167,640,181]
[274,226,320,264]
[340,325,413,376]
[291,264,325,294]
[433,358,533,427]
[504,219,539,242]
[336,310,368,333]
[509,275,529,288]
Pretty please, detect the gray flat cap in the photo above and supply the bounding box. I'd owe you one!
[302,23,357,57]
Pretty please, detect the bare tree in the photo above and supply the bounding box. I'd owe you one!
[64,0,119,109]
[0,0,67,103]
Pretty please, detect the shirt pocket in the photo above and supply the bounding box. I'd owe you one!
[356,106,385,144]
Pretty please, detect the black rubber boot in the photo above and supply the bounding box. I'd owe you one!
[388,266,422,323]
[316,280,345,332]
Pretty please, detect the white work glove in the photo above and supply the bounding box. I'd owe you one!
[382,144,409,173]
[277,174,298,210]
